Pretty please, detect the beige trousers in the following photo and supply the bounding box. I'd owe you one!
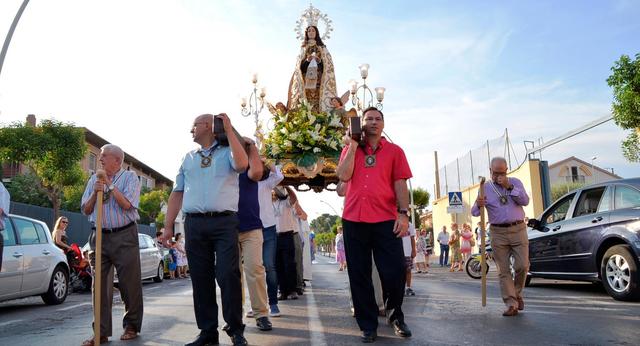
[239,229,269,318]
[490,223,529,308]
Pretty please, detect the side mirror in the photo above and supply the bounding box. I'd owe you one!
[527,218,542,231]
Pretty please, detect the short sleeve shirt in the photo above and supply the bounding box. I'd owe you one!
[340,138,412,223]
[81,169,141,228]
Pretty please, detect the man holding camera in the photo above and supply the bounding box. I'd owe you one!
[164,113,249,346]
[337,107,413,343]
[471,157,530,317]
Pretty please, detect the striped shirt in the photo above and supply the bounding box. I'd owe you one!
[0,182,9,229]
[81,169,141,228]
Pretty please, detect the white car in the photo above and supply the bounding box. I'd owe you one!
[82,232,165,283]
[1,214,70,305]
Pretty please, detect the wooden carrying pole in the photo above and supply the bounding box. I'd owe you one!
[478,176,487,307]
[94,170,106,345]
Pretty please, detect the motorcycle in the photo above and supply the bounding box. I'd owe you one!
[67,243,92,292]
[465,241,514,280]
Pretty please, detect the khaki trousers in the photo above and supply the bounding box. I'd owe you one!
[89,224,143,336]
[239,229,268,318]
[490,223,529,308]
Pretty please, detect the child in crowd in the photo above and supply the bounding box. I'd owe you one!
[335,226,346,271]
[403,223,417,296]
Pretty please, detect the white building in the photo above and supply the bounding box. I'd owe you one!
[548,156,622,186]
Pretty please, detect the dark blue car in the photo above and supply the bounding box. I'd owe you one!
[527,178,640,301]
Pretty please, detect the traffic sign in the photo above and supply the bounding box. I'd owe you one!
[448,192,463,206]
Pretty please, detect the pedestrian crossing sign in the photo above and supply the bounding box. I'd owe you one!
[448,192,463,206]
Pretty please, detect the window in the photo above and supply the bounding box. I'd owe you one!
[138,235,148,249]
[597,187,612,213]
[14,218,40,245]
[89,152,97,172]
[1,217,17,246]
[573,187,606,217]
[614,186,640,210]
[34,223,49,244]
[544,194,575,224]
[140,176,149,189]
[145,236,156,249]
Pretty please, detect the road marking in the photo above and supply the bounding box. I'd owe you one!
[57,302,92,311]
[305,284,327,346]
[146,286,160,291]
[0,319,23,327]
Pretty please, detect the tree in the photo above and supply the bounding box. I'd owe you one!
[551,182,585,203]
[310,213,340,233]
[0,119,87,221]
[138,188,169,225]
[5,173,52,207]
[411,187,431,227]
[607,53,640,162]
[60,176,89,213]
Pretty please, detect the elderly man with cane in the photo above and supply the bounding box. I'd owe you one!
[80,144,143,345]
[164,113,249,346]
[472,157,530,317]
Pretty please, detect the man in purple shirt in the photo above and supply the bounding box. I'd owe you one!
[471,157,530,317]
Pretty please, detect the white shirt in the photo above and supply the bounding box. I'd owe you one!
[437,231,450,245]
[402,224,417,256]
[258,167,284,228]
[274,198,297,233]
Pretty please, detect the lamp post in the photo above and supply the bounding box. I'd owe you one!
[240,72,266,147]
[0,0,30,81]
[591,156,597,184]
[319,199,340,216]
[348,63,385,112]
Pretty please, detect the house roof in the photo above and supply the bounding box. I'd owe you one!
[83,128,174,187]
[548,156,623,179]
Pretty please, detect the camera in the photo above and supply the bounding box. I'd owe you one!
[349,116,362,143]
[213,116,229,146]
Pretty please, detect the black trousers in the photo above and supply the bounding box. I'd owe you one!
[185,214,244,336]
[343,219,406,332]
[275,231,297,297]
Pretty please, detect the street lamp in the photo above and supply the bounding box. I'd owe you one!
[319,199,340,215]
[591,156,597,184]
[240,72,266,147]
[348,64,385,112]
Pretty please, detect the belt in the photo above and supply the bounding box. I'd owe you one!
[491,220,525,228]
[186,211,235,218]
[277,231,294,236]
[92,222,135,234]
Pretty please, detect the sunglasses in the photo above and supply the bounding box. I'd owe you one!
[60,220,68,224]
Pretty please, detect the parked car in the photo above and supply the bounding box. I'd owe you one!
[82,232,164,283]
[527,178,640,301]
[0,214,70,305]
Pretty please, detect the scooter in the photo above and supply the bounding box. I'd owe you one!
[67,243,92,292]
[465,242,514,280]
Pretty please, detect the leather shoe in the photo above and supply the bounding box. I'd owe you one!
[185,331,219,346]
[502,306,519,316]
[361,330,377,343]
[517,297,524,311]
[81,336,108,346]
[256,316,272,331]
[120,325,138,341]
[391,320,412,338]
[230,333,248,346]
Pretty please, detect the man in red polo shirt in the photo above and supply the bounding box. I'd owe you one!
[337,107,413,343]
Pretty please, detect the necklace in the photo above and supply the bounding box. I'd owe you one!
[490,182,509,205]
[361,143,381,168]
[197,144,219,168]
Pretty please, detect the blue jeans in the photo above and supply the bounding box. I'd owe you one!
[439,244,450,266]
[262,225,278,305]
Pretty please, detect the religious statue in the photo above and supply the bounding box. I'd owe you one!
[287,6,337,113]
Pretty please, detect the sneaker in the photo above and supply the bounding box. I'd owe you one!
[269,304,281,317]
[405,287,415,296]
[245,310,254,318]
[287,292,298,300]
[256,316,272,331]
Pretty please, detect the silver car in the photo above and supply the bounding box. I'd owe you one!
[82,232,165,283]
[0,214,70,305]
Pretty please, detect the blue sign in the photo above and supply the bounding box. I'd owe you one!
[448,192,463,206]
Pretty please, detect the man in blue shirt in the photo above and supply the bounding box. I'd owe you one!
[164,113,249,346]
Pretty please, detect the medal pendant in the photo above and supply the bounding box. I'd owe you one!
[500,196,508,205]
[365,154,376,168]
[201,156,212,168]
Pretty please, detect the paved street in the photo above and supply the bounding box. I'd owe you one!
[1,254,639,345]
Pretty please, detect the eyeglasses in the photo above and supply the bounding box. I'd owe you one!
[491,171,508,177]
[60,220,68,224]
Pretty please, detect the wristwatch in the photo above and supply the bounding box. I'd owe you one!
[397,208,409,217]
[108,184,115,192]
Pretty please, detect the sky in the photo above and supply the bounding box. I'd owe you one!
[1,0,639,220]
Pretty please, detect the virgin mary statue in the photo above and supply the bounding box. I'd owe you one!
[287,6,337,113]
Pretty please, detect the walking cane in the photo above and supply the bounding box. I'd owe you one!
[94,170,106,345]
[478,176,487,307]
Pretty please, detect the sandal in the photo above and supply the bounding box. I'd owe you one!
[120,325,138,341]
[81,336,108,346]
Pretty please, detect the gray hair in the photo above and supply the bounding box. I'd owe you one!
[490,156,508,168]
[101,144,125,163]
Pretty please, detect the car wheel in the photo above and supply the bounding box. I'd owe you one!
[41,265,69,305]
[153,262,164,283]
[600,245,640,301]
